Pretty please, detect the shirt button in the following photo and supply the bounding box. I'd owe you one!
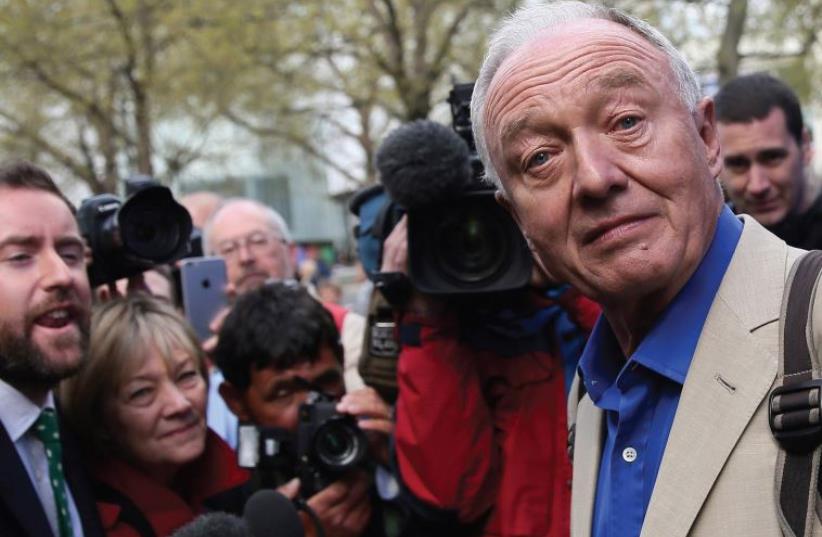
[622,447,638,463]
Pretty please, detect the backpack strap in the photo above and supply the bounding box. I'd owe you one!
[770,250,822,537]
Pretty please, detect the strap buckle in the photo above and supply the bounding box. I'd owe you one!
[769,379,822,453]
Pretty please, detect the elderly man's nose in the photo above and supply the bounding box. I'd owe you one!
[572,137,629,199]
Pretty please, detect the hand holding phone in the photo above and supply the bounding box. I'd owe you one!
[179,256,229,342]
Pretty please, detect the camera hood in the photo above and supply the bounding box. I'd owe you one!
[118,185,192,263]
[78,184,193,286]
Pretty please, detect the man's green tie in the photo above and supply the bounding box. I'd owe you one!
[33,408,74,537]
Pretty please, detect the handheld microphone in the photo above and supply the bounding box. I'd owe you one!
[243,489,305,537]
[170,512,250,537]
[375,119,473,208]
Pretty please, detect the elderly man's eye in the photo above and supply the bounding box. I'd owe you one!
[617,116,640,130]
[527,151,550,170]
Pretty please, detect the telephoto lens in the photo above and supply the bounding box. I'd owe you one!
[77,183,193,286]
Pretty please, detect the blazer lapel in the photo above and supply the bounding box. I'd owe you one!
[640,299,777,537]
[0,423,55,537]
[640,216,788,537]
[571,396,603,537]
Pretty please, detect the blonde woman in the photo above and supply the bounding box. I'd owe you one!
[62,294,248,537]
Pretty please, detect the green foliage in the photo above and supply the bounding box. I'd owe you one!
[1,0,820,194]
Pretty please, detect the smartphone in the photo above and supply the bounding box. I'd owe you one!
[179,256,228,342]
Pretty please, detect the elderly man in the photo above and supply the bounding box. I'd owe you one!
[0,161,104,537]
[715,73,820,249]
[204,198,295,296]
[471,2,822,536]
[203,198,365,447]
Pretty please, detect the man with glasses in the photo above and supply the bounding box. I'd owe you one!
[203,198,366,448]
[205,198,295,296]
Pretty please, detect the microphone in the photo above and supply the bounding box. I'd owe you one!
[170,512,250,537]
[243,489,305,537]
[375,119,473,208]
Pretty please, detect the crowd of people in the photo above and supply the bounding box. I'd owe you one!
[1,1,821,537]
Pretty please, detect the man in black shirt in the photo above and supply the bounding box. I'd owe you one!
[715,73,820,249]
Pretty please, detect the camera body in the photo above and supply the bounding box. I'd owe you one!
[236,392,368,498]
[407,83,531,295]
[77,177,193,287]
[296,392,368,497]
[406,187,532,295]
[351,83,532,296]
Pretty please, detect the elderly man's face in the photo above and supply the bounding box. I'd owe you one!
[484,19,722,307]
[209,202,293,295]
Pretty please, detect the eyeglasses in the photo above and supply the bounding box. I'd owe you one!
[216,230,286,259]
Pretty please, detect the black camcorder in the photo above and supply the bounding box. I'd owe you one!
[236,392,368,498]
[408,83,531,295]
[77,176,194,287]
[351,82,532,296]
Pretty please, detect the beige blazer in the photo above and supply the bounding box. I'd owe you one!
[570,215,822,537]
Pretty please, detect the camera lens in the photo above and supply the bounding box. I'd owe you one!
[122,206,184,259]
[119,187,192,262]
[314,419,366,471]
[433,206,508,285]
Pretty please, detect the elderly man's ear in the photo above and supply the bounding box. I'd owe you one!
[697,97,722,179]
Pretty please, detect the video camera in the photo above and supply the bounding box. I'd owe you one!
[77,175,195,287]
[350,82,532,296]
[236,392,368,498]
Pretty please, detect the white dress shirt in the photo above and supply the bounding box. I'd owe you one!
[0,378,86,537]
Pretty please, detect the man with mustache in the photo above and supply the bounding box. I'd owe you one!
[0,161,104,536]
[471,1,822,535]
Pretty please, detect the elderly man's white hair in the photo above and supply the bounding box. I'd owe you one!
[202,197,293,254]
[470,0,702,191]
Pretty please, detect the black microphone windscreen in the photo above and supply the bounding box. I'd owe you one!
[170,512,250,537]
[243,490,304,537]
[376,119,473,208]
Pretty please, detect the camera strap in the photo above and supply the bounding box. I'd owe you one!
[770,250,822,537]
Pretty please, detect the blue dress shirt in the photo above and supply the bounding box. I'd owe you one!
[578,206,742,537]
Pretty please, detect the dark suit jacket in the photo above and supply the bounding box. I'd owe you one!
[0,406,104,537]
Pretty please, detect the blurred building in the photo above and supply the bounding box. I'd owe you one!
[180,151,355,265]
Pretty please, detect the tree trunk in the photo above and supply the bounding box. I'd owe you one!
[717,0,748,85]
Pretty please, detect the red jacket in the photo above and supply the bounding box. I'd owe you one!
[394,290,599,537]
[92,430,249,537]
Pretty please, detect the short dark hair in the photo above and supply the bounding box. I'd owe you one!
[714,73,804,144]
[214,282,343,391]
[0,160,74,212]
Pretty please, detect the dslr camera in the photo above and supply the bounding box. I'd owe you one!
[350,82,532,296]
[237,392,368,498]
[77,176,194,287]
[296,392,368,496]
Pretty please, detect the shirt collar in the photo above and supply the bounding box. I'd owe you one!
[579,205,743,401]
[0,378,56,442]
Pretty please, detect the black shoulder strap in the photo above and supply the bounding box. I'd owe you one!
[771,250,822,537]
